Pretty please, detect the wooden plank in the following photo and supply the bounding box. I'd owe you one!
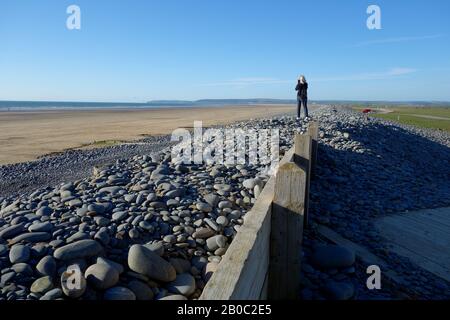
[200,148,295,300]
[375,209,450,282]
[294,133,312,227]
[269,162,306,300]
[401,212,450,229]
[377,217,450,253]
[307,122,319,174]
[384,240,450,282]
[415,207,450,219]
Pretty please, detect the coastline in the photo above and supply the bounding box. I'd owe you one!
[0,104,294,166]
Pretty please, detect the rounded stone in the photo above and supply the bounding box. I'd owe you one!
[28,221,53,233]
[36,255,57,277]
[40,288,63,300]
[196,202,212,213]
[36,206,52,217]
[128,244,176,282]
[12,263,33,276]
[53,240,103,261]
[167,273,196,297]
[9,245,30,264]
[104,287,136,300]
[96,257,124,274]
[243,179,256,190]
[31,276,54,294]
[112,211,128,222]
[127,280,154,300]
[218,201,232,209]
[216,216,229,227]
[85,263,119,290]
[322,281,355,300]
[0,244,8,256]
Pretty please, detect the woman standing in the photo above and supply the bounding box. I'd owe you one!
[295,75,309,120]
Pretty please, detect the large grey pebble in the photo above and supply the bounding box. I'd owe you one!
[9,244,30,264]
[30,276,54,294]
[128,244,176,282]
[54,240,103,261]
[85,263,119,290]
[167,273,196,297]
[36,255,56,277]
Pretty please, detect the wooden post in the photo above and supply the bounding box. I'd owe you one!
[268,162,306,300]
[307,122,319,174]
[294,133,312,228]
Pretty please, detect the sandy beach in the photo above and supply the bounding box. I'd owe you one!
[0,105,294,165]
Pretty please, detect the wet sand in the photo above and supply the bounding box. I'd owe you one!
[0,105,294,165]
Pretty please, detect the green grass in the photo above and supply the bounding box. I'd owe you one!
[372,113,450,132]
[386,107,450,118]
[351,106,450,132]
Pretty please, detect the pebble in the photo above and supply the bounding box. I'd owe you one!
[104,287,136,300]
[36,255,57,277]
[9,245,30,264]
[97,257,124,274]
[40,288,63,300]
[204,194,220,207]
[242,179,256,190]
[30,276,54,294]
[167,273,196,297]
[36,206,52,217]
[12,263,33,275]
[0,224,25,240]
[28,221,53,233]
[53,240,103,261]
[322,281,355,300]
[85,263,119,290]
[127,280,154,300]
[127,244,176,282]
[196,202,212,213]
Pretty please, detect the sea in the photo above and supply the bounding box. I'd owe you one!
[0,99,297,111]
[0,101,185,111]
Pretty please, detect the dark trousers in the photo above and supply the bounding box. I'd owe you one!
[297,97,308,118]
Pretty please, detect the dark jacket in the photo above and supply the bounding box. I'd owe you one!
[295,81,308,99]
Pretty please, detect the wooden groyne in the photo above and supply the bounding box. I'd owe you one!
[200,122,319,300]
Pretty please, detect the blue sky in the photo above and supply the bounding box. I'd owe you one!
[0,0,449,102]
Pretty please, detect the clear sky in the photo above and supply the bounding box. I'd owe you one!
[0,0,449,102]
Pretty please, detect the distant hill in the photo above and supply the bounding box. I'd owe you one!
[146,99,296,106]
[146,99,450,107]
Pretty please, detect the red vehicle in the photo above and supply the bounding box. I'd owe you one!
[362,108,372,114]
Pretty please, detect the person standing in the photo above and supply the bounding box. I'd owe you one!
[295,75,309,120]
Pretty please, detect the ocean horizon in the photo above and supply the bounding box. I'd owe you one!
[0,99,299,111]
[1,100,448,112]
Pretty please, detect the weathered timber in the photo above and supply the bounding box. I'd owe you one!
[268,162,307,299]
[294,133,312,227]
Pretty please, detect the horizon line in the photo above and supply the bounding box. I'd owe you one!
[1,98,450,104]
